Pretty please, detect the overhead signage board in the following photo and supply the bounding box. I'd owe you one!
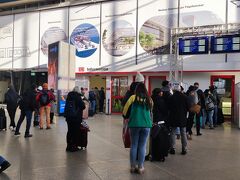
[210,34,240,53]
[179,37,209,55]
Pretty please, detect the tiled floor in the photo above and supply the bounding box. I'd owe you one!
[1,113,240,180]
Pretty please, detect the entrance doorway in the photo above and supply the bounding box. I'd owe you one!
[89,76,106,90]
[148,76,166,95]
[211,75,235,121]
[111,76,128,113]
[89,76,106,112]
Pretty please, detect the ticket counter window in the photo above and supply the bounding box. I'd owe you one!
[111,77,128,113]
[211,76,234,121]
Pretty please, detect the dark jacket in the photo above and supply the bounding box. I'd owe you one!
[4,87,20,109]
[19,89,37,111]
[211,89,219,106]
[152,95,168,123]
[187,92,195,109]
[122,82,140,106]
[99,89,105,101]
[168,91,189,127]
[196,88,205,109]
[65,91,85,122]
[161,86,171,103]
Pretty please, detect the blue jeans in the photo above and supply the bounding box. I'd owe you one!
[175,127,180,135]
[0,156,6,165]
[130,128,150,168]
[201,109,207,128]
[90,100,96,113]
[207,110,214,128]
[15,110,33,135]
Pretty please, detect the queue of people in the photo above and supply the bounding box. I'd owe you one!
[122,72,222,175]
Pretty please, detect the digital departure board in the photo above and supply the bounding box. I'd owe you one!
[179,37,209,55]
[210,34,240,53]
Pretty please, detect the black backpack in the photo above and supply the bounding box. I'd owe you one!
[39,91,50,106]
[64,100,79,118]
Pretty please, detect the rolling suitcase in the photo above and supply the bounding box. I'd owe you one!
[151,122,170,162]
[0,107,7,131]
[78,121,90,149]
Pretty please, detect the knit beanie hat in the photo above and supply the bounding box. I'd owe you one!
[135,72,144,82]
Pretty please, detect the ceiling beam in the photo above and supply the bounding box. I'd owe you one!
[0,0,47,8]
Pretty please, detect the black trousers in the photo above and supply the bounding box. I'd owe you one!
[195,112,201,135]
[15,110,33,135]
[7,107,17,127]
[66,120,81,148]
[186,112,194,135]
[99,100,104,112]
[50,112,54,123]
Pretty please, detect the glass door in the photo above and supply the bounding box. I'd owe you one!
[111,77,128,113]
[211,75,235,121]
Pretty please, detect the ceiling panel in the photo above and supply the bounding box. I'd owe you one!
[0,0,19,3]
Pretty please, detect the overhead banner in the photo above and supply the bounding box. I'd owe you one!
[0,15,13,69]
[137,0,178,72]
[13,12,39,69]
[100,0,137,72]
[179,0,226,27]
[39,8,68,67]
[69,4,101,73]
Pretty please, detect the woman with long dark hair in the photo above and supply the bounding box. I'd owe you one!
[123,83,152,174]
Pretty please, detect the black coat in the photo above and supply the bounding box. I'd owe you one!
[4,88,20,110]
[99,90,105,101]
[152,95,168,123]
[65,91,85,122]
[167,91,189,127]
[19,89,37,111]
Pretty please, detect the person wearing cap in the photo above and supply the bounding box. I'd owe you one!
[14,84,38,138]
[168,85,189,155]
[36,83,55,129]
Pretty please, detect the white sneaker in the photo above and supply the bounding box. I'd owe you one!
[9,126,13,131]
